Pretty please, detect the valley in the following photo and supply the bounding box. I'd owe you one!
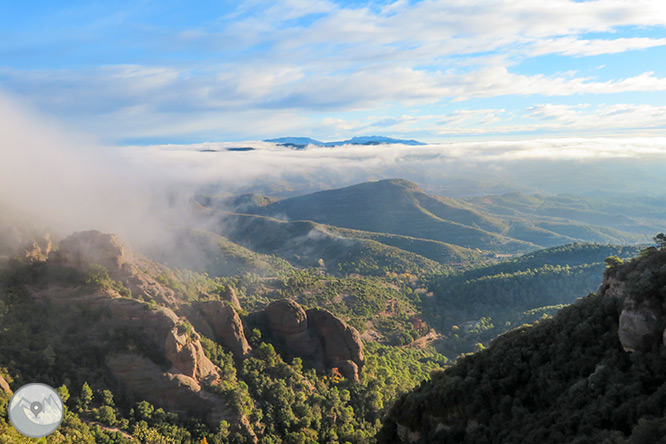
[1,178,664,443]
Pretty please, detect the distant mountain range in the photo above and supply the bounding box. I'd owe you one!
[238,179,649,252]
[264,136,426,148]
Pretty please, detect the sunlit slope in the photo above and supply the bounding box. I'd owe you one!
[248,179,652,251]
[249,179,536,253]
[217,212,449,275]
[466,192,660,243]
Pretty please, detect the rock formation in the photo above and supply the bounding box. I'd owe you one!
[598,253,666,353]
[617,305,660,352]
[307,308,365,381]
[189,300,251,357]
[164,326,221,381]
[57,230,127,271]
[51,230,177,305]
[255,299,364,380]
[0,375,11,395]
[35,230,256,430]
[106,353,230,427]
[219,285,241,310]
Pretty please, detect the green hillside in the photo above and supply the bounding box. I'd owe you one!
[421,243,643,358]
[466,193,661,241]
[323,225,482,269]
[217,212,448,276]
[246,179,652,252]
[380,244,666,444]
[0,232,446,444]
[249,179,535,253]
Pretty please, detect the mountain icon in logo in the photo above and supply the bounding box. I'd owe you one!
[9,383,64,438]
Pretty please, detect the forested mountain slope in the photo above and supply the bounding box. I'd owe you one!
[380,242,666,444]
[246,179,535,253]
[245,179,649,250]
[0,229,446,443]
[420,243,643,358]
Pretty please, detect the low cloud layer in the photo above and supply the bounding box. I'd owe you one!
[124,136,666,197]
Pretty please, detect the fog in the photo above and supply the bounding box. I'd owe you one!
[0,91,201,248]
[2,90,666,254]
[124,138,666,198]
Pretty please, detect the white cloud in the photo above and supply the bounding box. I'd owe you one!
[5,0,666,142]
[530,37,666,57]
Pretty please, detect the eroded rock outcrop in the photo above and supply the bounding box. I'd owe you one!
[256,299,364,380]
[618,305,660,352]
[164,326,221,382]
[57,230,127,271]
[106,353,227,424]
[52,230,177,305]
[307,308,365,381]
[220,285,241,311]
[0,375,11,394]
[599,255,666,353]
[190,301,251,357]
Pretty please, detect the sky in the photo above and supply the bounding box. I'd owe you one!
[2,0,666,144]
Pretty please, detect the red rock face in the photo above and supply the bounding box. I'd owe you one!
[261,299,365,381]
[0,375,11,394]
[265,299,309,335]
[307,308,365,380]
[193,301,251,357]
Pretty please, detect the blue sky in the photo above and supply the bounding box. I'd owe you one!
[3,0,666,144]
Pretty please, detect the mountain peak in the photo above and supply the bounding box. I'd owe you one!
[264,136,425,148]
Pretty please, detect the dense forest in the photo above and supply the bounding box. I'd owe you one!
[0,182,662,443]
[380,241,666,443]
[0,242,445,444]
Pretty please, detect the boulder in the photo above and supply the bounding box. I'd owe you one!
[618,307,660,352]
[265,299,308,335]
[256,299,365,380]
[194,301,251,357]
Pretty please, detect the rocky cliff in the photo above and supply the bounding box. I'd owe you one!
[28,230,255,435]
[598,247,666,352]
[252,299,365,380]
[186,300,251,357]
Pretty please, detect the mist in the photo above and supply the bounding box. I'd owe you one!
[0,90,203,250]
[123,138,666,198]
[3,88,666,260]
